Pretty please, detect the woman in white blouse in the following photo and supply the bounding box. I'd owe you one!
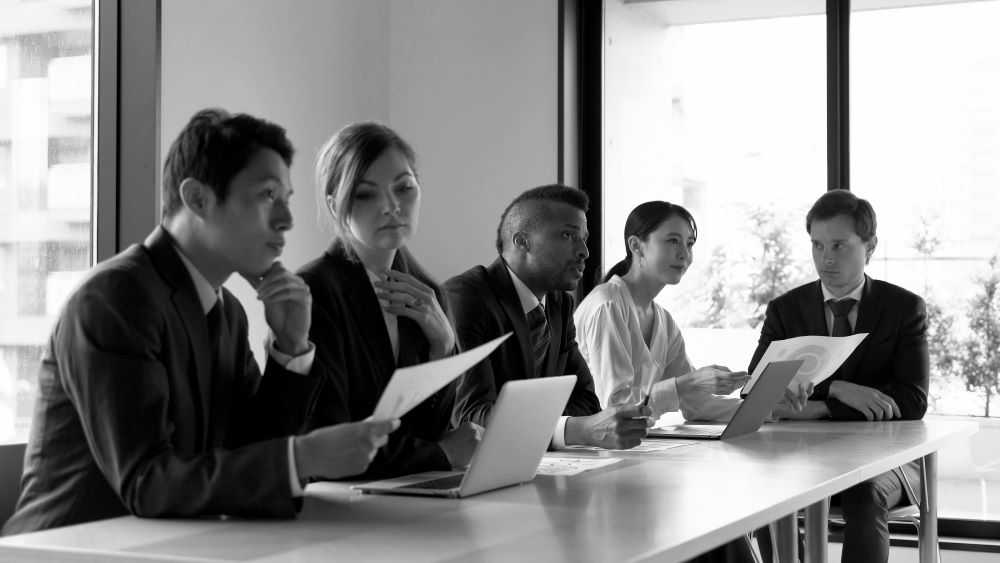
[574,201,750,421]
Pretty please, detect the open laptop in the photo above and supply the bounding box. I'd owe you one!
[353,375,575,498]
[646,359,803,440]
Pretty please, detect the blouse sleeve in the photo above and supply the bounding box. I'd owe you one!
[574,299,638,409]
[658,310,742,422]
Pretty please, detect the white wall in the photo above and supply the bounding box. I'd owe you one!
[161,0,391,359]
[388,0,559,279]
[161,0,559,359]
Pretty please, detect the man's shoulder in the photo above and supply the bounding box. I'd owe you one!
[443,264,491,295]
[868,277,923,304]
[771,280,819,305]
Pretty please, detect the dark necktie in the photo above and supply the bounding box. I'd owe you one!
[527,304,551,377]
[828,298,857,337]
[206,299,224,351]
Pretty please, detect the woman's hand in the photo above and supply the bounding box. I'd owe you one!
[676,364,750,396]
[374,269,455,359]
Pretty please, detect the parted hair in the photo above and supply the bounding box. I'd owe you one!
[806,189,877,242]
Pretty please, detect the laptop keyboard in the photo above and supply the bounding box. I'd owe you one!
[404,474,464,490]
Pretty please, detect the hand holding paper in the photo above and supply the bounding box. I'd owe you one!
[371,333,512,420]
[742,333,868,394]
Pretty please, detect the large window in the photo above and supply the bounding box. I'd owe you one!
[0,0,94,443]
[602,0,1000,526]
[851,0,1000,521]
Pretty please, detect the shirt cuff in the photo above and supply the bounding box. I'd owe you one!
[651,378,681,417]
[550,416,569,449]
[288,437,303,497]
[265,334,315,375]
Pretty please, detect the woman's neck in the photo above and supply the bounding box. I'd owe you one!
[620,268,663,312]
[354,245,397,273]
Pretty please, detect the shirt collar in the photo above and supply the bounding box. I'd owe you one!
[821,277,865,304]
[173,245,222,315]
[505,262,546,314]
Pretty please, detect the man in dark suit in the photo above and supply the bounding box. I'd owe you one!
[3,109,397,535]
[445,184,652,450]
[750,189,929,563]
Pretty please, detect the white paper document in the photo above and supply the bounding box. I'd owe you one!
[742,333,868,393]
[536,456,622,476]
[372,332,511,420]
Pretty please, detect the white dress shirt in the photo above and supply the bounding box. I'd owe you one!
[504,265,572,447]
[821,278,865,335]
[574,275,741,422]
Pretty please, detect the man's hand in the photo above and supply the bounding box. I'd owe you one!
[829,380,901,420]
[564,405,654,450]
[242,261,311,356]
[767,382,816,421]
[293,418,399,481]
[677,365,750,396]
[437,422,484,469]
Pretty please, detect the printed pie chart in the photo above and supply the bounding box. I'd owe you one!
[783,344,827,377]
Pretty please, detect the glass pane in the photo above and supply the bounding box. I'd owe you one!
[852,0,1000,521]
[604,1,826,372]
[0,0,94,443]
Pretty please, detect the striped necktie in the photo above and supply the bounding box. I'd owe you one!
[526,304,550,377]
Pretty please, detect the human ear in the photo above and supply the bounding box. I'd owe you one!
[325,194,338,220]
[179,178,211,219]
[627,235,642,257]
[865,236,878,264]
[512,231,530,251]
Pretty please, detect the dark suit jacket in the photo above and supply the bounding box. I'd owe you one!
[748,275,929,502]
[444,257,601,426]
[297,245,452,478]
[3,227,321,536]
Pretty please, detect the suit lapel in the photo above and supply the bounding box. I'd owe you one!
[333,250,397,379]
[803,281,829,337]
[486,258,534,379]
[144,227,212,448]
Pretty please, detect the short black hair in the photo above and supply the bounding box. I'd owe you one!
[495,184,589,254]
[161,108,294,219]
[806,189,877,242]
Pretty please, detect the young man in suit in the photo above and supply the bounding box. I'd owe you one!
[445,184,652,450]
[3,109,398,535]
[750,189,929,562]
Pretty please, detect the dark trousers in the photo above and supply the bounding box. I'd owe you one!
[835,469,905,563]
[755,469,907,563]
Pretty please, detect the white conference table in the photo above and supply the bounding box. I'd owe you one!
[0,419,976,563]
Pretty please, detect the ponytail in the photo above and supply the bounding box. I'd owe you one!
[602,256,631,284]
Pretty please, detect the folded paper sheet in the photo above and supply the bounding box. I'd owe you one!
[372,332,511,420]
[742,333,868,393]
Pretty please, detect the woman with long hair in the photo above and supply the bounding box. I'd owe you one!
[574,201,750,423]
[298,122,480,479]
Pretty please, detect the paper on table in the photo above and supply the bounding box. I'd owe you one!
[371,332,511,420]
[741,333,868,394]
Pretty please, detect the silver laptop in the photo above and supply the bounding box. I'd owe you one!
[646,359,803,440]
[353,375,575,498]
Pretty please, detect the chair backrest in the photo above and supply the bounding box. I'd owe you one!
[0,443,26,526]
